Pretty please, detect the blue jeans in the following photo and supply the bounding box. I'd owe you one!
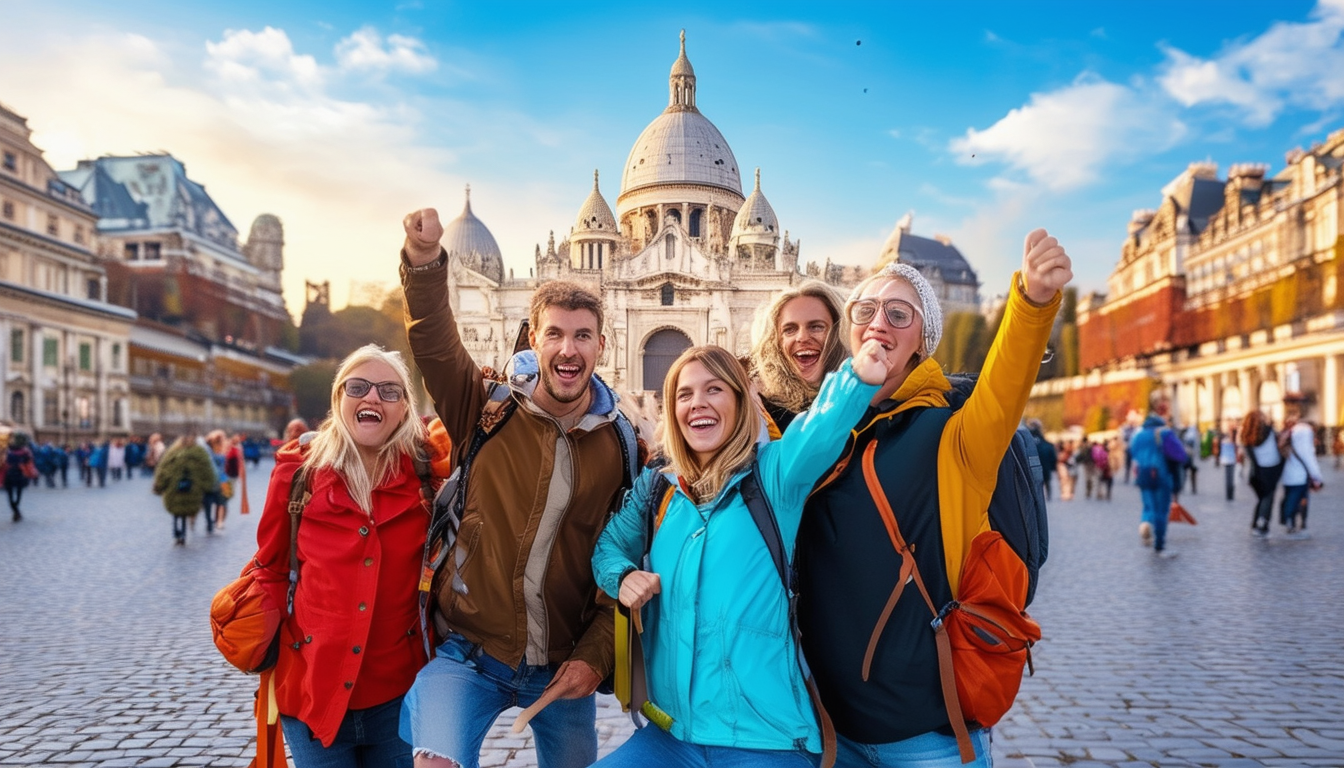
[835,728,992,768]
[281,696,411,768]
[399,633,596,768]
[1280,484,1310,528]
[1140,485,1172,551]
[591,724,817,768]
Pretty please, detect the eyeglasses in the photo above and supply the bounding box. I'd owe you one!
[847,298,923,329]
[341,378,406,402]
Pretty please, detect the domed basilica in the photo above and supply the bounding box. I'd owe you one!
[439,31,870,391]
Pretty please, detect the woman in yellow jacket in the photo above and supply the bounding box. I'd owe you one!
[797,229,1072,767]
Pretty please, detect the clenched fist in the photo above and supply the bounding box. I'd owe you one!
[403,208,444,266]
[1020,228,1073,305]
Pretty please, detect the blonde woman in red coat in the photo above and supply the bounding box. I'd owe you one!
[253,345,450,767]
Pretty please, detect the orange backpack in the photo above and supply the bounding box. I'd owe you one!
[861,441,1041,764]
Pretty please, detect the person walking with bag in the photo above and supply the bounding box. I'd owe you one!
[247,345,451,767]
[1218,428,1238,501]
[152,430,217,545]
[1129,390,1188,555]
[590,344,886,767]
[4,433,38,522]
[1240,411,1281,537]
[796,229,1071,767]
[1279,395,1324,538]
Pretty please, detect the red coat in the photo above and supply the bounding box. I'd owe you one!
[254,441,437,746]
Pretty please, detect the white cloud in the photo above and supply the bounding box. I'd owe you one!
[1157,0,1344,126]
[335,27,438,74]
[949,74,1186,191]
[206,27,324,93]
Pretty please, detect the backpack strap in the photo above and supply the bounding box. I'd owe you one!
[860,440,976,765]
[612,411,641,493]
[284,466,312,616]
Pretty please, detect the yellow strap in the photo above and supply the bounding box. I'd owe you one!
[653,485,674,532]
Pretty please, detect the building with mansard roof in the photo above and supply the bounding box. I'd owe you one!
[0,101,135,443]
[873,212,980,316]
[440,31,867,393]
[1031,128,1344,439]
[57,154,300,438]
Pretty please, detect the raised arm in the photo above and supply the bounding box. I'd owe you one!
[400,208,486,451]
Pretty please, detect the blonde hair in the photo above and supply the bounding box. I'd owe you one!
[661,346,761,503]
[749,282,848,414]
[302,344,427,512]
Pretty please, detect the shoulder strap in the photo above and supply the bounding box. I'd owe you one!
[860,440,976,765]
[285,466,312,616]
[612,411,640,492]
[738,465,788,594]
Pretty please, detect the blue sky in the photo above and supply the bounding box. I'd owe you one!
[3,1,1342,316]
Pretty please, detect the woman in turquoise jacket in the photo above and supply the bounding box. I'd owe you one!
[591,342,888,767]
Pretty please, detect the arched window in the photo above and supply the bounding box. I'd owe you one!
[661,283,674,306]
[9,391,25,424]
[689,208,703,238]
[664,234,675,261]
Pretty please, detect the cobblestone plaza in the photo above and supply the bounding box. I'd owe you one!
[1,460,1342,767]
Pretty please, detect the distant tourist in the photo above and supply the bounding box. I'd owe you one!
[1279,395,1324,537]
[4,433,37,522]
[152,430,216,546]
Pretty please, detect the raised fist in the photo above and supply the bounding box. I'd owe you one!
[1020,228,1073,305]
[403,208,444,266]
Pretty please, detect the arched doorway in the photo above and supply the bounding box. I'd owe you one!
[643,328,693,394]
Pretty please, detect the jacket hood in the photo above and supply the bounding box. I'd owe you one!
[505,349,621,419]
[885,357,953,412]
[1142,414,1168,429]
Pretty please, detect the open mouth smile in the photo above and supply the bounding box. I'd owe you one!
[356,409,383,424]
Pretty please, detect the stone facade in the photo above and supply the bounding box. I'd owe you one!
[1038,128,1344,437]
[0,101,135,444]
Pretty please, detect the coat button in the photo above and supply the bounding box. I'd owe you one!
[305,635,313,643]
[364,557,374,566]
[358,526,369,536]
[352,646,362,654]
[358,602,367,611]
[344,681,353,689]
[292,642,300,650]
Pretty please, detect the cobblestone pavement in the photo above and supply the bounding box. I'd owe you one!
[1,458,1341,767]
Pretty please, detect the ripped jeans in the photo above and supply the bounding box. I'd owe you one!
[399,633,596,768]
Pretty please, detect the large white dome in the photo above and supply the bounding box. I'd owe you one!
[442,186,504,283]
[619,31,742,198]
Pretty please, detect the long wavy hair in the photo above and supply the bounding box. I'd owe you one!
[1239,410,1271,449]
[302,345,427,512]
[661,346,761,503]
[749,281,848,414]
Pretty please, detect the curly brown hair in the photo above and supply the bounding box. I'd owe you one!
[748,281,847,414]
[529,280,604,335]
[1239,411,1271,449]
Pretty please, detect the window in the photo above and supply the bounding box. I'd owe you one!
[79,342,92,371]
[145,242,161,260]
[690,209,702,238]
[47,214,58,236]
[9,391,25,424]
[87,278,100,300]
[111,343,122,370]
[43,390,59,426]
[1,200,12,220]
[112,398,125,428]
[661,283,674,306]
[42,337,58,367]
[664,233,675,260]
[9,328,22,363]
[74,226,85,244]
[2,151,15,172]
[125,243,139,261]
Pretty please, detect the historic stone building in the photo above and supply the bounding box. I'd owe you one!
[1032,128,1344,438]
[873,212,980,315]
[58,155,300,438]
[0,102,135,444]
[438,31,868,393]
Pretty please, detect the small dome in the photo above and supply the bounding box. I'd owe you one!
[442,185,504,283]
[730,169,778,238]
[574,170,617,234]
[670,30,695,78]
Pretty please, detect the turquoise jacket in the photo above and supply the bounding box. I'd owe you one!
[592,361,878,751]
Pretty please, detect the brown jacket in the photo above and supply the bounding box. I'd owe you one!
[402,253,621,677]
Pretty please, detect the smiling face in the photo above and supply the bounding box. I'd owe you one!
[529,305,605,415]
[778,295,833,387]
[848,277,926,394]
[338,359,408,455]
[674,360,740,464]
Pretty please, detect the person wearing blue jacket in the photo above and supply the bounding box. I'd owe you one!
[591,342,888,767]
[1129,389,1188,556]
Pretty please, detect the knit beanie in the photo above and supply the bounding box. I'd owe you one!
[850,262,943,360]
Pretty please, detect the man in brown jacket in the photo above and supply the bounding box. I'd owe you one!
[398,208,636,768]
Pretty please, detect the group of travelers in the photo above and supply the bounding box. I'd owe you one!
[223,205,1073,768]
[2,433,166,521]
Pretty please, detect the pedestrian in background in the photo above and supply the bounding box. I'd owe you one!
[284,418,310,444]
[1218,429,1238,501]
[251,344,450,767]
[1240,411,1281,537]
[203,430,230,533]
[1079,438,1097,499]
[108,438,126,481]
[1092,439,1112,500]
[1058,441,1076,500]
[1181,424,1200,495]
[1332,429,1343,470]
[1130,390,1188,556]
[144,433,165,478]
[152,430,216,545]
[4,433,37,522]
[1029,420,1057,501]
[89,440,108,488]
[1279,395,1324,537]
